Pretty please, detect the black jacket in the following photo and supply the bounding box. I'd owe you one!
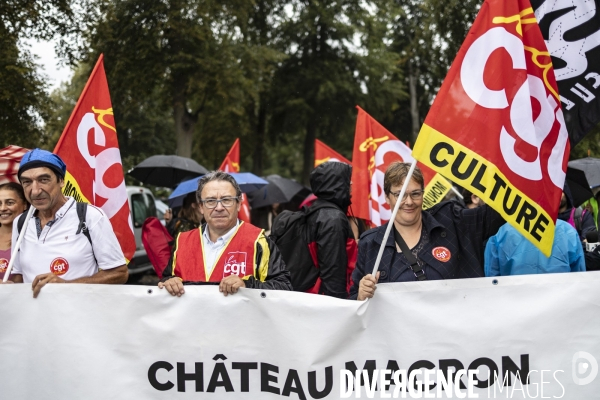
[557,187,596,241]
[306,162,356,298]
[349,201,505,299]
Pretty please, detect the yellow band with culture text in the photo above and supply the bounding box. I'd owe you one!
[413,124,554,256]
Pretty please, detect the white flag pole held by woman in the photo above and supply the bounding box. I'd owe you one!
[371,159,417,276]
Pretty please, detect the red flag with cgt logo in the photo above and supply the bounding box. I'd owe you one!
[53,54,135,263]
[219,139,251,223]
[412,0,568,256]
[314,139,351,167]
[351,107,452,225]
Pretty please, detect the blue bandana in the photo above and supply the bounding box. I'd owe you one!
[18,148,67,180]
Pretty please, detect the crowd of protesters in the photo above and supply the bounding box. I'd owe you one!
[1,148,598,300]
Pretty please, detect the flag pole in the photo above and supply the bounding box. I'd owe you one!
[450,185,463,199]
[371,159,417,276]
[3,206,35,282]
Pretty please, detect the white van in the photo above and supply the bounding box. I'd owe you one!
[127,186,157,278]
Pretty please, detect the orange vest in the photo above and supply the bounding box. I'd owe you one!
[172,222,263,282]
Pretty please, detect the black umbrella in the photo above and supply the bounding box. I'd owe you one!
[247,174,311,208]
[566,166,594,208]
[128,155,209,188]
[568,157,600,188]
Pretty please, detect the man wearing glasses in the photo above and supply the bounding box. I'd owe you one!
[159,171,292,296]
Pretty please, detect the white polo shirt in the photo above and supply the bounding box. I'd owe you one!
[12,197,125,283]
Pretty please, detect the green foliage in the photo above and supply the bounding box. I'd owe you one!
[0,27,50,148]
[67,0,261,169]
[385,0,480,144]
[0,0,74,40]
[32,0,480,184]
[571,124,600,160]
[268,0,405,182]
[0,0,74,148]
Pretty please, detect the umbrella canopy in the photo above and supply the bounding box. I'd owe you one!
[566,166,594,208]
[128,155,209,188]
[568,157,600,188]
[0,145,29,184]
[168,172,268,208]
[247,174,311,209]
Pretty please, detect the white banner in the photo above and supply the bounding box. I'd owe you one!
[1,272,599,399]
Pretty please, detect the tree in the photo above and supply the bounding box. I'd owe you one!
[76,0,251,160]
[270,0,403,183]
[236,0,288,176]
[387,0,480,144]
[0,0,74,148]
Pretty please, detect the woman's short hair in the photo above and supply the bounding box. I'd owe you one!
[0,182,28,205]
[384,162,424,195]
[196,171,242,202]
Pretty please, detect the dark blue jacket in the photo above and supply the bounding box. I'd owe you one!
[349,201,504,299]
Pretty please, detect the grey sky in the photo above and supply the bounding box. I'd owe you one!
[25,38,73,92]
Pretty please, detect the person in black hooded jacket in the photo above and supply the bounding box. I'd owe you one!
[306,162,357,299]
[558,185,600,271]
[557,185,596,241]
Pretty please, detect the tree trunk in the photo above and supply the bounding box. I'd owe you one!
[409,65,420,145]
[302,118,317,186]
[252,93,268,176]
[172,78,196,158]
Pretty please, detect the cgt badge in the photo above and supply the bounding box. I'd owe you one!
[432,247,451,262]
[50,257,70,276]
[0,258,8,274]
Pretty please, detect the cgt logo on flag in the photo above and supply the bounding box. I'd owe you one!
[54,55,135,263]
[413,0,568,256]
[60,109,128,220]
[351,107,452,226]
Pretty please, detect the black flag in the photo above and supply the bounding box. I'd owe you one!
[533,0,600,145]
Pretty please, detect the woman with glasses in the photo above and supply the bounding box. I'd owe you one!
[350,162,505,301]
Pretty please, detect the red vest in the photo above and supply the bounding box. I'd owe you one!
[172,222,263,282]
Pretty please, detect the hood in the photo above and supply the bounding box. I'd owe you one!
[309,162,352,212]
[562,184,574,210]
[558,184,574,222]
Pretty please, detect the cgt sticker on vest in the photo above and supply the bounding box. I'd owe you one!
[223,252,247,277]
[0,258,7,274]
[50,257,70,276]
[432,247,451,262]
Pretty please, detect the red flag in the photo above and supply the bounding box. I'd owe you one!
[219,138,241,173]
[314,139,351,167]
[351,107,451,225]
[53,55,135,263]
[219,139,250,223]
[0,146,29,184]
[412,0,567,256]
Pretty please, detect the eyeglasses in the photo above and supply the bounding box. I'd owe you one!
[389,190,424,201]
[200,197,239,209]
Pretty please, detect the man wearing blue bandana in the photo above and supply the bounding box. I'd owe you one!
[5,149,128,298]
